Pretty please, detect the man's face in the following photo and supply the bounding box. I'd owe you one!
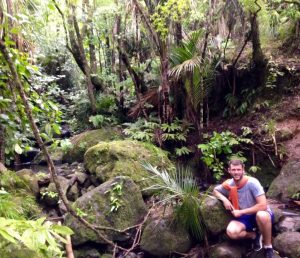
[228,164,245,182]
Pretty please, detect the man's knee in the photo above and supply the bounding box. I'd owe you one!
[256,210,271,224]
[226,225,241,239]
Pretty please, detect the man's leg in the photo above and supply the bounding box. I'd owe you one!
[226,220,256,240]
[256,211,272,246]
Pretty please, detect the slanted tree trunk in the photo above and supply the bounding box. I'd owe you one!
[53,0,97,113]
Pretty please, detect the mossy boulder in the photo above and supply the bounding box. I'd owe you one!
[64,176,147,245]
[0,169,32,192]
[63,128,122,163]
[16,169,39,197]
[140,217,191,256]
[0,170,42,219]
[84,140,174,191]
[0,241,39,258]
[201,195,232,235]
[267,159,300,202]
[274,232,300,258]
[73,248,101,258]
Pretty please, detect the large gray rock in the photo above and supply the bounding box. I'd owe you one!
[201,195,232,235]
[267,159,300,202]
[62,128,122,163]
[275,216,300,233]
[64,176,147,245]
[84,140,174,191]
[273,232,300,258]
[209,241,247,258]
[140,217,191,256]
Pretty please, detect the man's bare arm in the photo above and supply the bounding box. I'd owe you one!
[213,188,234,211]
[231,194,267,217]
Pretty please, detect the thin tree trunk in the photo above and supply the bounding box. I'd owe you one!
[0,39,121,248]
[174,22,183,45]
[118,46,148,119]
[54,1,96,113]
[132,0,173,123]
[0,124,5,164]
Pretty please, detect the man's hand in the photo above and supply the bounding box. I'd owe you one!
[231,209,244,218]
[223,199,234,211]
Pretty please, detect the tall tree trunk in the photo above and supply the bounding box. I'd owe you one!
[68,5,96,113]
[160,41,172,123]
[132,0,172,123]
[53,1,96,112]
[251,11,267,89]
[0,125,5,164]
[251,14,265,67]
[174,22,183,45]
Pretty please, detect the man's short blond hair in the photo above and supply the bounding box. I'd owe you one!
[228,159,245,168]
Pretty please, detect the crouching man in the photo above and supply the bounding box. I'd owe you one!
[213,159,275,258]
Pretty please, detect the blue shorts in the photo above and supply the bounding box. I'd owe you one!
[236,210,274,232]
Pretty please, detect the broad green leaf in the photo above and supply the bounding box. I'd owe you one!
[45,123,52,137]
[0,228,17,243]
[14,143,23,154]
[52,124,61,135]
[52,225,74,235]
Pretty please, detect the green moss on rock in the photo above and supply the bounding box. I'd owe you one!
[64,176,147,245]
[267,159,300,202]
[200,195,232,235]
[84,140,174,191]
[0,170,42,219]
[140,217,191,256]
[63,128,122,163]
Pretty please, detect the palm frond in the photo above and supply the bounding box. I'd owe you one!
[143,163,206,240]
[169,56,202,79]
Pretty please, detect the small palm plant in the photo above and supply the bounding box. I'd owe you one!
[143,163,206,241]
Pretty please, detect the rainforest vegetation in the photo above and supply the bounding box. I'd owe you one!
[0,0,299,257]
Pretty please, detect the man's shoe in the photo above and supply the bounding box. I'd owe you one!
[253,231,262,251]
[264,248,275,258]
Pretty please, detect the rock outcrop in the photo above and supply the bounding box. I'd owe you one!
[63,128,122,163]
[201,195,232,235]
[267,159,300,202]
[140,217,191,256]
[274,232,300,258]
[84,140,174,191]
[64,176,147,245]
